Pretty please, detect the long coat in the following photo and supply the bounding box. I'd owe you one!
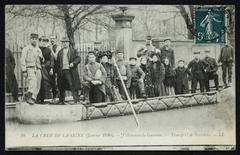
[39,46,55,99]
[140,63,155,97]
[149,61,166,97]
[174,67,190,95]
[163,64,176,87]
[5,48,18,95]
[160,46,175,67]
[56,47,81,91]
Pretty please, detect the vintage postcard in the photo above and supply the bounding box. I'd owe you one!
[5,4,236,150]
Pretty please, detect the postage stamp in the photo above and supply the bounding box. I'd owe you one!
[195,7,226,44]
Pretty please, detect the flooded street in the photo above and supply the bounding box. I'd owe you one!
[5,87,235,149]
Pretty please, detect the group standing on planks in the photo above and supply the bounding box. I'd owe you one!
[5,33,234,105]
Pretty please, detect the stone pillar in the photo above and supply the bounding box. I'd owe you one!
[111,7,135,60]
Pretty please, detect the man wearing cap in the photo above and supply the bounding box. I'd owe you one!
[83,51,107,103]
[128,57,146,99]
[187,51,206,93]
[203,50,219,91]
[160,38,175,68]
[21,33,44,104]
[218,41,234,88]
[56,37,81,104]
[114,51,132,100]
[37,36,55,103]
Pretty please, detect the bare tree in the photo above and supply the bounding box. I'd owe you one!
[175,5,194,39]
[6,5,118,48]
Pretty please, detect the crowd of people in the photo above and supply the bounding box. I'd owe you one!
[5,33,234,105]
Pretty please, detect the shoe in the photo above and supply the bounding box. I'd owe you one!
[27,98,35,105]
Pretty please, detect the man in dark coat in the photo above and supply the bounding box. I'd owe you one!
[160,38,175,68]
[128,57,146,99]
[83,51,107,103]
[203,50,219,91]
[37,36,55,103]
[56,37,81,104]
[150,53,166,97]
[218,43,234,88]
[5,48,19,102]
[49,35,61,102]
[99,51,116,102]
[175,60,190,95]
[188,51,206,93]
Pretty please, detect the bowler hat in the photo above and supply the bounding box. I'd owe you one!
[129,57,137,61]
[163,37,171,42]
[30,33,39,39]
[61,37,70,42]
[193,51,201,55]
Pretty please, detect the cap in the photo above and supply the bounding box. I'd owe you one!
[49,35,56,39]
[193,51,201,55]
[30,33,39,39]
[88,51,96,56]
[178,60,185,63]
[150,52,159,58]
[39,36,49,42]
[163,37,171,42]
[204,50,211,53]
[146,35,152,40]
[129,57,137,61]
[61,37,70,42]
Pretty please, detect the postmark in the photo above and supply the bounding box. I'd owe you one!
[195,7,226,44]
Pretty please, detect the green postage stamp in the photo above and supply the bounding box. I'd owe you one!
[195,7,225,44]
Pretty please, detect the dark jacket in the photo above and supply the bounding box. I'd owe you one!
[56,47,81,90]
[160,46,175,67]
[5,48,18,94]
[175,66,190,94]
[218,45,234,63]
[187,59,206,80]
[203,56,218,73]
[40,46,54,81]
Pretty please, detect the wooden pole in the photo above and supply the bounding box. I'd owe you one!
[112,56,140,126]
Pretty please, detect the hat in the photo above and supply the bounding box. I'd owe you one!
[204,50,211,53]
[150,52,159,58]
[193,51,201,55]
[178,60,185,63]
[88,51,96,56]
[116,50,123,54]
[146,35,152,40]
[39,36,49,42]
[163,37,171,42]
[61,37,70,42]
[50,35,56,39]
[30,33,39,39]
[129,57,137,61]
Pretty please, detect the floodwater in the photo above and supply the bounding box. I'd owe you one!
[5,87,235,150]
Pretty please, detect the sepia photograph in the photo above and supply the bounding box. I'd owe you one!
[5,4,236,150]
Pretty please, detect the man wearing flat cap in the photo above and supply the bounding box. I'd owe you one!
[203,50,219,91]
[160,37,175,68]
[37,36,55,104]
[187,51,206,93]
[56,37,81,104]
[21,33,44,104]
